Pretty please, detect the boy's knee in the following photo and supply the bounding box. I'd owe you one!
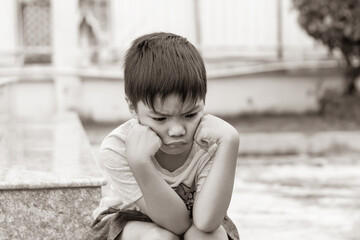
[146,227,180,240]
[121,221,180,240]
[184,224,227,240]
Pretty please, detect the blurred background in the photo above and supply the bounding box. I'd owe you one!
[2,0,357,120]
[0,0,360,239]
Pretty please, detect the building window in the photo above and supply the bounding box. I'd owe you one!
[19,0,52,65]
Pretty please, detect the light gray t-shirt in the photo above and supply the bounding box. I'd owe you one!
[93,119,218,219]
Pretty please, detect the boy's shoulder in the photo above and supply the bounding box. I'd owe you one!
[100,118,137,152]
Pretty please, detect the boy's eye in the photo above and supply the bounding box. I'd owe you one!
[152,117,166,121]
[185,113,197,119]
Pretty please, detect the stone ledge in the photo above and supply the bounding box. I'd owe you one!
[0,112,106,190]
[0,187,100,240]
[0,112,105,240]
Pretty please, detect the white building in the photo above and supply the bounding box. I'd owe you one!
[0,0,341,122]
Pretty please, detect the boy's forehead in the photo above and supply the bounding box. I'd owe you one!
[152,95,204,114]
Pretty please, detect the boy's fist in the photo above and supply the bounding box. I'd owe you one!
[126,122,162,163]
[194,114,239,148]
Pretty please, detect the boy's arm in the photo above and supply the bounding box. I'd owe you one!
[192,114,240,232]
[126,123,191,235]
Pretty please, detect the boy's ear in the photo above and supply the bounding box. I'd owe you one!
[125,97,138,119]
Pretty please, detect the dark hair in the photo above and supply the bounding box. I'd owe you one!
[124,32,207,110]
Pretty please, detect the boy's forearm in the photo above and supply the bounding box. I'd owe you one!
[128,158,191,234]
[193,135,239,232]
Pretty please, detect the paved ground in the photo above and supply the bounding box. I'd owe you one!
[229,154,360,240]
[83,115,360,240]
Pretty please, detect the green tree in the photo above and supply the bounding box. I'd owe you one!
[293,0,360,95]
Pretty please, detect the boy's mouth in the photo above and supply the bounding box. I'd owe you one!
[164,141,187,147]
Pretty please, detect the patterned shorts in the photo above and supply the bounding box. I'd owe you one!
[86,208,239,240]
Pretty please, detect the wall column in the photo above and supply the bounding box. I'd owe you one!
[0,0,17,65]
[52,0,80,113]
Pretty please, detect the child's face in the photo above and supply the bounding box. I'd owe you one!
[135,94,204,156]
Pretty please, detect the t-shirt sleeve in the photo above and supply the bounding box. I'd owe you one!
[195,143,218,193]
[98,141,142,206]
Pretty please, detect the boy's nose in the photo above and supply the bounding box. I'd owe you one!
[168,124,185,137]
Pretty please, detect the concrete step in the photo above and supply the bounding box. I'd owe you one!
[0,113,106,240]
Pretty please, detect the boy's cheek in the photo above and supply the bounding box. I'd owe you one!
[192,118,203,139]
[196,113,205,127]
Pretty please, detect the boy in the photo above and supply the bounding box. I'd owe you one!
[88,32,240,240]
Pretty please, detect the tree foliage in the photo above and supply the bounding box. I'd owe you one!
[293,0,360,95]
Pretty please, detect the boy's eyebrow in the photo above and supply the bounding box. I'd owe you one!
[150,110,171,116]
[151,104,202,116]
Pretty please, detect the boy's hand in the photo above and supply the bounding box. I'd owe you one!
[194,114,239,148]
[126,122,162,163]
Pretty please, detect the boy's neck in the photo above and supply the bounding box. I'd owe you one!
[155,144,193,172]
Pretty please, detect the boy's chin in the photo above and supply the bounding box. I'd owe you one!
[159,142,192,155]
